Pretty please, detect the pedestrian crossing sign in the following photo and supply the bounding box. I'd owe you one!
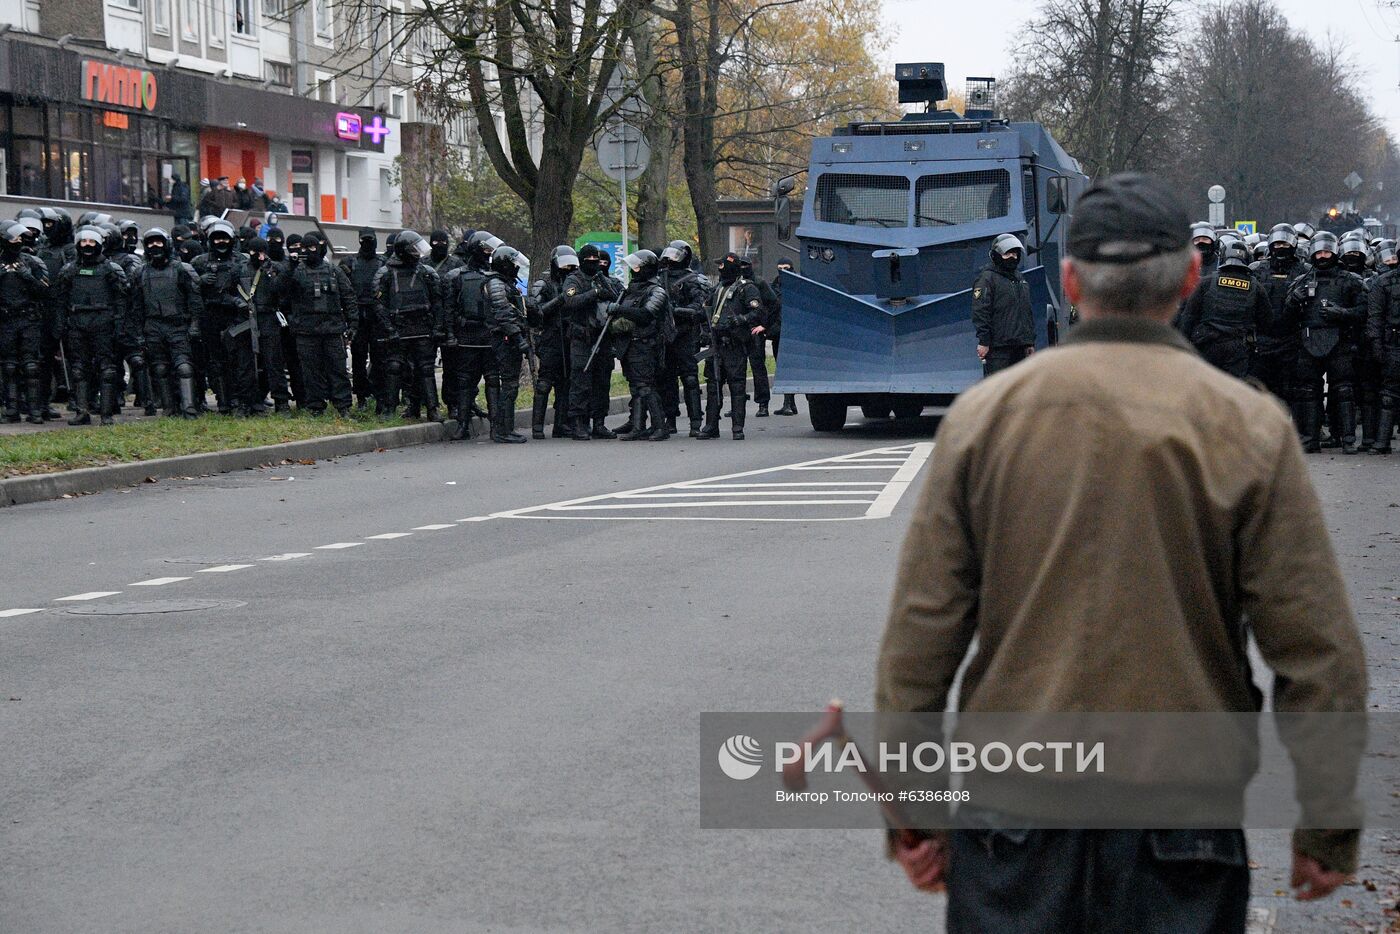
[1233,221,1256,236]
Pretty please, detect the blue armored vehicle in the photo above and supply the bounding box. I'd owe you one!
[770,63,1088,430]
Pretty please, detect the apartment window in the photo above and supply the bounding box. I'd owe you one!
[234,0,255,34]
[181,0,199,39]
[314,72,336,103]
[110,0,140,11]
[261,0,285,17]
[390,92,404,119]
[313,0,332,41]
[152,0,170,33]
[266,61,292,87]
[209,0,226,45]
[378,167,391,210]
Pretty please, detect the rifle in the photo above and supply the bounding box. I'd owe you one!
[237,268,264,388]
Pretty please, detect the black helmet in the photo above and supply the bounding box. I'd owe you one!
[490,245,528,280]
[143,226,171,247]
[1218,239,1251,268]
[98,222,123,253]
[75,226,105,256]
[1339,231,1368,259]
[1310,231,1339,261]
[550,245,579,276]
[660,240,693,268]
[16,207,42,222]
[118,219,139,235]
[395,229,430,261]
[621,249,659,281]
[3,221,28,244]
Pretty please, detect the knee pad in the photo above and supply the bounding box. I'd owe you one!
[175,363,194,379]
[21,362,40,378]
[100,365,120,383]
[533,379,551,395]
[151,363,169,380]
[128,353,146,370]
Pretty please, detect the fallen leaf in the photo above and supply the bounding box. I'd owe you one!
[297,458,315,466]
[143,476,157,483]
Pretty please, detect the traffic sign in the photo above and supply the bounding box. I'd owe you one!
[1344,172,1362,192]
[1233,221,1256,236]
[595,123,650,183]
[1208,185,1226,204]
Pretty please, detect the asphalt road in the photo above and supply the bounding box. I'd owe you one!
[2,410,1397,932]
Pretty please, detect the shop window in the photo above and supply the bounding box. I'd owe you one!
[313,0,332,41]
[152,0,170,32]
[60,109,89,141]
[209,0,227,45]
[14,139,45,196]
[12,106,43,137]
[234,0,255,35]
[173,130,199,159]
[182,0,200,40]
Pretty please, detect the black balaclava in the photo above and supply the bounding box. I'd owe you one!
[358,227,377,259]
[77,237,102,264]
[267,228,286,261]
[247,237,269,269]
[578,244,601,277]
[1312,252,1338,272]
[430,229,449,263]
[145,236,172,268]
[286,234,304,267]
[717,252,742,285]
[302,233,326,267]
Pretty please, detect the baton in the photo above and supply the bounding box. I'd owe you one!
[57,339,72,393]
[582,317,613,372]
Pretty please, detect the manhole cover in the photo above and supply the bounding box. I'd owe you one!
[64,599,246,616]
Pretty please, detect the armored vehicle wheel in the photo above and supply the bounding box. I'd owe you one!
[860,403,892,420]
[891,400,924,419]
[808,395,847,432]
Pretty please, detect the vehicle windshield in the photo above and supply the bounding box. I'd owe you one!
[814,174,909,228]
[915,170,1011,227]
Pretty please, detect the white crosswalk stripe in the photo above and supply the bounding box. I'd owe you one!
[492,443,934,522]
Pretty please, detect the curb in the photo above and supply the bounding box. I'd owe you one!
[0,394,635,508]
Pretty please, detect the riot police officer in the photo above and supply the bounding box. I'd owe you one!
[1250,226,1309,405]
[739,257,776,418]
[442,231,500,438]
[228,237,291,415]
[54,226,127,425]
[1285,231,1368,453]
[281,231,356,417]
[191,220,244,413]
[1366,248,1400,454]
[429,230,464,276]
[1191,222,1219,277]
[606,249,671,441]
[373,230,444,422]
[0,222,51,423]
[972,233,1035,376]
[657,240,710,436]
[1341,232,1381,448]
[561,243,623,440]
[132,228,203,417]
[37,208,76,420]
[699,252,763,440]
[771,258,797,416]
[526,245,576,439]
[1178,239,1271,378]
[341,228,384,410]
[484,244,530,443]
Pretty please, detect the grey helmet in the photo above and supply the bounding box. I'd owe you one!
[622,248,659,280]
[991,233,1026,258]
[1218,239,1251,268]
[1252,239,1269,261]
[550,245,579,275]
[660,240,693,268]
[1309,230,1340,260]
[1376,240,1398,267]
[1190,222,1217,245]
[75,225,106,246]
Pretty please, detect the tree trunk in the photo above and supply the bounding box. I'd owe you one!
[676,0,724,265]
[631,16,672,250]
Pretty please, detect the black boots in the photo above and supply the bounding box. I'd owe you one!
[684,384,703,437]
[1295,400,1321,453]
[1340,400,1359,455]
[1360,400,1378,452]
[732,392,748,440]
[179,375,199,418]
[24,376,43,424]
[755,402,769,417]
[616,397,647,440]
[68,379,91,425]
[591,417,616,440]
[3,373,19,422]
[1373,407,1395,455]
[532,385,549,440]
[492,381,526,443]
[776,394,798,416]
[646,392,669,441]
[571,418,592,441]
[380,373,400,419]
[698,388,722,439]
[421,375,440,423]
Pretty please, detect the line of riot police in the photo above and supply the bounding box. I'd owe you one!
[1177,221,1399,454]
[1,209,788,443]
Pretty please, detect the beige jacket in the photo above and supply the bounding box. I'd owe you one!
[875,316,1367,870]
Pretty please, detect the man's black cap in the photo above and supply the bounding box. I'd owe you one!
[1067,173,1189,264]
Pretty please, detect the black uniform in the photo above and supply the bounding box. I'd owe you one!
[1285,265,1368,452]
[281,254,356,415]
[341,248,384,409]
[1366,266,1400,453]
[658,267,709,433]
[1177,263,1272,378]
[38,237,76,416]
[229,259,291,412]
[610,276,671,440]
[0,250,52,423]
[373,257,444,419]
[527,275,570,437]
[744,276,776,411]
[562,268,623,438]
[132,258,204,416]
[54,255,126,423]
[1357,271,1384,450]
[1249,254,1308,403]
[443,262,497,438]
[700,277,763,438]
[485,271,528,441]
[191,249,245,412]
[971,260,1034,376]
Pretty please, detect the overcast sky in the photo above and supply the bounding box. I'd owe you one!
[884,0,1400,142]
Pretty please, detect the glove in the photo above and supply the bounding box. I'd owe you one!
[344,328,356,343]
[609,316,634,335]
[188,324,202,340]
[199,273,218,289]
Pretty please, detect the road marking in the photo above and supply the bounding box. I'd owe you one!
[493,443,933,522]
[457,516,493,523]
[55,591,121,601]
[130,577,190,587]
[0,608,43,618]
[412,524,456,531]
[315,543,363,550]
[366,532,412,540]
[261,553,312,561]
[197,564,253,573]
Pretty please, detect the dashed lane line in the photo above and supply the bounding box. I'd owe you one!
[366,532,413,540]
[130,577,191,587]
[412,524,456,531]
[0,608,43,618]
[315,543,363,550]
[55,591,122,601]
[197,564,254,573]
[261,553,312,561]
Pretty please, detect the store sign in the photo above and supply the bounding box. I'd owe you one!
[81,60,158,112]
[332,111,390,147]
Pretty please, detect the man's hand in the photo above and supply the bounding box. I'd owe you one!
[976,344,989,361]
[751,325,765,336]
[893,831,949,893]
[1026,346,1035,356]
[1290,851,1349,901]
